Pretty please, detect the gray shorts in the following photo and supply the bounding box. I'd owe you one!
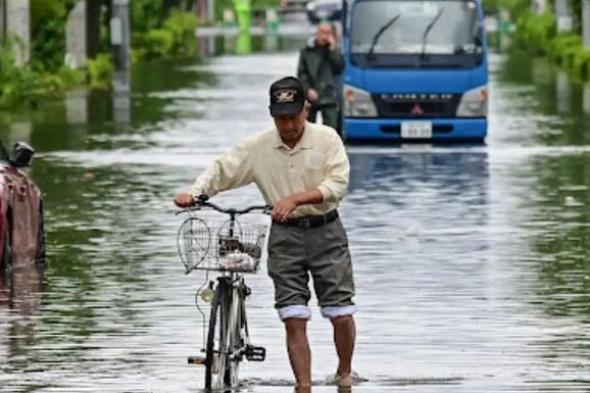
[267,217,355,319]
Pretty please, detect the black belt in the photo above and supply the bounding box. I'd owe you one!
[274,210,339,229]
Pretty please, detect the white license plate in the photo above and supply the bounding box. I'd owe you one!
[401,121,433,139]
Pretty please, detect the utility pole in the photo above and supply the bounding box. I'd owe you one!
[87,0,103,58]
[555,0,573,33]
[532,0,547,14]
[5,0,30,66]
[65,1,88,69]
[111,0,131,123]
[208,0,215,23]
[0,0,5,41]
[583,0,590,48]
[111,0,130,74]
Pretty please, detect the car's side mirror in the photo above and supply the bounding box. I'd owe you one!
[11,142,35,168]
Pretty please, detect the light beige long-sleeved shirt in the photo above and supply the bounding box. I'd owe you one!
[189,122,349,217]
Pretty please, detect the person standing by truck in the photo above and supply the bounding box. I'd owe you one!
[297,22,344,134]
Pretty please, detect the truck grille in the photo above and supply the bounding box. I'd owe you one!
[372,93,461,118]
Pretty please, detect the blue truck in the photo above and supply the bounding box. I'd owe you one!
[341,0,488,142]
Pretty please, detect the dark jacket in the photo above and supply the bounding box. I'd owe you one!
[297,40,345,107]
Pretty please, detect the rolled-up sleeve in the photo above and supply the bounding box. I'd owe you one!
[189,142,253,198]
[316,136,349,203]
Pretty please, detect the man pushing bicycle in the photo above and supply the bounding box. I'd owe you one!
[174,76,356,389]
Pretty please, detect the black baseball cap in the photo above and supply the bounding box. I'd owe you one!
[269,76,305,117]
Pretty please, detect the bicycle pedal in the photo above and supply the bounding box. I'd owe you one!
[187,356,206,365]
[245,345,266,361]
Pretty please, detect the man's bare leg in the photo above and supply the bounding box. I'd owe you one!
[331,315,356,377]
[285,318,312,387]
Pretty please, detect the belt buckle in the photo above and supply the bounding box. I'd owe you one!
[300,218,311,229]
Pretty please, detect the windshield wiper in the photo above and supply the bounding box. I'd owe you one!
[420,7,445,59]
[366,13,401,62]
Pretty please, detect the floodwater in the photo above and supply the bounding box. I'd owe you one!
[1,30,589,392]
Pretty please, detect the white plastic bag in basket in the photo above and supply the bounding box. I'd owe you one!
[219,250,257,272]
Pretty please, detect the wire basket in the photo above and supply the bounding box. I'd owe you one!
[177,217,268,274]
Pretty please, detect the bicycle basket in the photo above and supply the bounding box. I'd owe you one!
[177,217,268,274]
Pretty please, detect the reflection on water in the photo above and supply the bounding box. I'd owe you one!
[194,30,303,57]
[113,68,132,124]
[0,263,43,378]
[1,42,590,392]
[556,71,571,114]
[65,88,89,125]
[528,154,590,318]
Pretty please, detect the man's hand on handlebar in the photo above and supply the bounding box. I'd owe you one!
[174,193,208,208]
[174,193,195,208]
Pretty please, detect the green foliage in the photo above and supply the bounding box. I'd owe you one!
[87,54,113,90]
[134,9,199,61]
[132,0,165,33]
[251,0,279,9]
[547,34,581,63]
[515,11,556,51]
[215,0,232,21]
[0,42,42,108]
[1,0,201,109]
[0,39,86,109]
[570,0,582,34]
[571,49,590,79]
[514,9,590,82]
[141,29,176,60]
[164,9,199,55]
[57,66,86,86]
[214,0,277,23]
[30,0,78,72]
[482,0,532,17]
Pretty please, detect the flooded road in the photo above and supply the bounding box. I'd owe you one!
[1,34,590,392]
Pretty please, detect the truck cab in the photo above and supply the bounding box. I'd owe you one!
[341,0,488,142]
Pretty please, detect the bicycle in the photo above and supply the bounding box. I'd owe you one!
[176,197,270,391]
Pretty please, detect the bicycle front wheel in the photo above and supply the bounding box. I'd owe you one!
[226,283,246,388]
[205,278,244,391]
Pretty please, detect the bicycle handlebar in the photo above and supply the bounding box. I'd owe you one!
[199,201,271,215]
[175,195,272,216]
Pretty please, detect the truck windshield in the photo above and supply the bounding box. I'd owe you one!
[350,0,483,68]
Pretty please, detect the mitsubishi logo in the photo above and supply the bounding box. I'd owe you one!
[411,103,424,115]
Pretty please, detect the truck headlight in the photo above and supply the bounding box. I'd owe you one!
[343,85,377,117]
[456,85,488,117]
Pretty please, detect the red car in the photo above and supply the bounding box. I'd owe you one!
[0,142,44,271]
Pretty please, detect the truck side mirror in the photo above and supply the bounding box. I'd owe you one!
[474,34,483,47]
[473,21,484,46]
